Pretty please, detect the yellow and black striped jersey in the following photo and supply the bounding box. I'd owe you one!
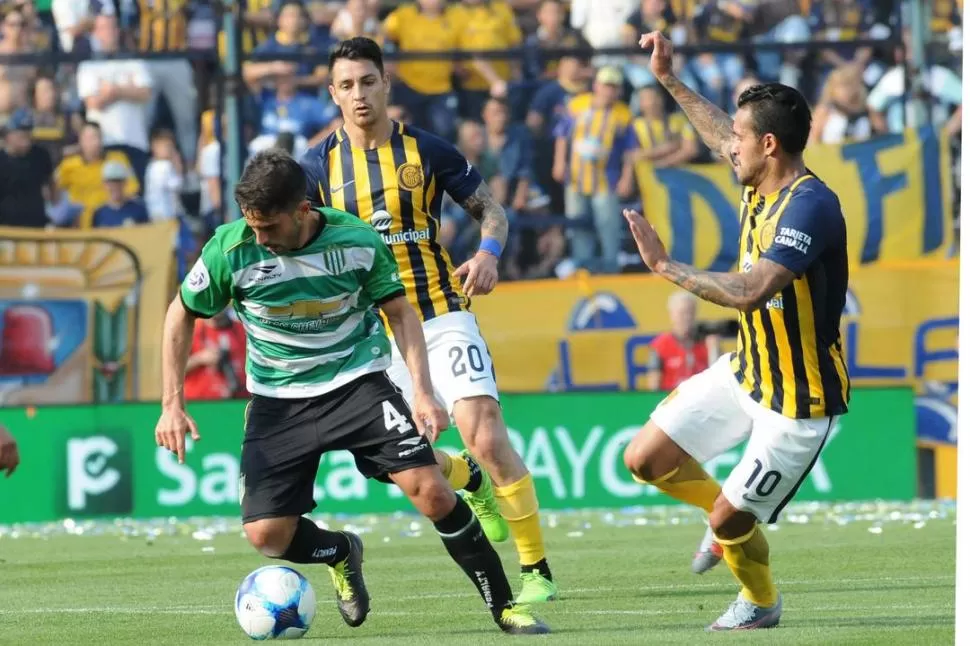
[137,0,188,51]
[301,121,483,322]
[731,173,851,419]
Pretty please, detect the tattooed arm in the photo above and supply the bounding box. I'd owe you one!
[460,181,510,250]
[653,258,795,312]
[657,74,735,162]
[641,31,735,162]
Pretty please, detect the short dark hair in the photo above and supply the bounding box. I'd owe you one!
[328,37,385,76]
[234,149,306,217]
[736,83,812,156]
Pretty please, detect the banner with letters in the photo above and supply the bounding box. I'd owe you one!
[634,127,953,270]
[0,221,177,406]
[473,261,958,395]
[471,261,959,484]
[0,389,914,524]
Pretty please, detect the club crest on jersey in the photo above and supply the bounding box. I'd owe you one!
[758,219,777,252]
[322,247,345,275]
[396,163,424,191]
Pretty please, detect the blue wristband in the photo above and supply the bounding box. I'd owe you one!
[478,238,503,258]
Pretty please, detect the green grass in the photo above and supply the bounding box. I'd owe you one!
[0,505,955,645]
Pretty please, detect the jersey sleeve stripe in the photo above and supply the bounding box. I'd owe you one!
[374,288,407,305]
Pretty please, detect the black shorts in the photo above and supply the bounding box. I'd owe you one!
[239,371,437,523]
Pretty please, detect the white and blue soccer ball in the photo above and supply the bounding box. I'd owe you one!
[235,565,316,640]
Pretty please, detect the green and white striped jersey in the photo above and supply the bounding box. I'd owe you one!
[180,208,405,398]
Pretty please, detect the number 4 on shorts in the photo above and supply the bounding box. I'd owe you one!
[382,400,413,434]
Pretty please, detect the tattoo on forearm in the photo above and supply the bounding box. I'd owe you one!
[658,73,734,160]
[460,182,509,246]
[658,260,751,309]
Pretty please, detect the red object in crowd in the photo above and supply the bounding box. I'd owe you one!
[650,331,710,391]
[0,305,56,376]
[184,320,249,400]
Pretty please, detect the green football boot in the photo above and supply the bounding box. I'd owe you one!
[516,569,558,604]
[459,450,509,543]
[496,605,551,635]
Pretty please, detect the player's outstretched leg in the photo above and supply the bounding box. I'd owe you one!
[243,517,370,628]
[391,464,550,635]
[692,523,724,574]
[452,397,557,604]
[435,447,510,543]
[625,422,781,630]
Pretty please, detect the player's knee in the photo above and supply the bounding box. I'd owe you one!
[455,397,507,466]
[623,421,684,481]
[244,518,298,558]
[394,466,456,521]
[709,495,757,540]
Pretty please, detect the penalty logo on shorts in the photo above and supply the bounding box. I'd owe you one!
[322,247,345,275]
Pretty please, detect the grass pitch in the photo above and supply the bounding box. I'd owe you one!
[0,503,955,645]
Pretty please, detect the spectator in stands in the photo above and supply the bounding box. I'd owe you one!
[626,85,699,168]
[808,64,877,145]
[730,74,760,113]
[184,308,248,401]
[0,7,37,102]
[644,292,719,391]
[482,97,533,214]
[250,70,339,155]
[867,33,964,135]
[0,79,21,127]
[523,0,587,82]
[90,160,149,227]
[382,0,460,140]
[450,0,523,120]
[0,108,54,228]
[31,75,75,166]
[526,48,590,214]
[76,13,153,183]
[928,0,962,59]
[553,66,633,274]
[52,0,94,53]
[55,121,139,228]
[16,0,56,55]
[330,0,381,41]
[135,0,199,170]
[809,0,878,91]
[197,111,223,227]
[690,0,748,110]
[440,120,498,257]
[144,129,184,222]
[244,1,331,94]
[569,0,638,68]
[745,0,811,90]
[622,0,695,94]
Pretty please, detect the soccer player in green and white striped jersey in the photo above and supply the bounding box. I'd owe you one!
[153,150,549,636]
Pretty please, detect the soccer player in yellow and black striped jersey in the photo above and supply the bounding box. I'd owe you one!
[622,32,850,632]
[300,37,558,610]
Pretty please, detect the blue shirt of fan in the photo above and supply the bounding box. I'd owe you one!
[251,32,335,86]
[528,80,572,140]
[91,199,150,228]
[760,174,848,347]
[260,91,338,138]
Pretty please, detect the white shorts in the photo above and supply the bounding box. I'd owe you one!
[387,311,500,415]
[651,353,838,524]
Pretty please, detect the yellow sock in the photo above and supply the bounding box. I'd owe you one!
[494,474,546,566]
[441,453,471,491]
[715,526,778,607]
[640,458,720,513]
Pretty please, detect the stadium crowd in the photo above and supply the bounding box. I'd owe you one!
[0,0,962,280]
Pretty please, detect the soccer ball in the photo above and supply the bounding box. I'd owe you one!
[235,565,317,640]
